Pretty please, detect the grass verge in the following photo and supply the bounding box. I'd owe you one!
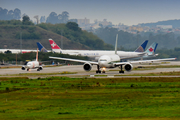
[0,77,180,119]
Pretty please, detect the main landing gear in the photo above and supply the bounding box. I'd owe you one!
[119,65,124,74]
[96,65,106,74]
[96,65,101,73]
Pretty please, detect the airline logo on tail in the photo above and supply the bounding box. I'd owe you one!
[135,40,148,52]
[145,42,158,55]
[37,42,48,52]
[49,39,61,50]
[149,47,154,52]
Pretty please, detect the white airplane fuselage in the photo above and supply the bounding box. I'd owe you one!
[0,49,37,54]
[98,55,120,68]
[52,49,144,60]
[26,61,39,69]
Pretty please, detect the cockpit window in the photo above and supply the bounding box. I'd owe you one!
[100,59,107,61]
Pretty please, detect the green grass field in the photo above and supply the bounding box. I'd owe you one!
[0,77,180,119]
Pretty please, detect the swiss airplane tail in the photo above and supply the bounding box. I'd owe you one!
[37,42,48,52]
[36,48,38,61]
[145,42,158,55]
[134,40,148,52]
[49,39,61,50]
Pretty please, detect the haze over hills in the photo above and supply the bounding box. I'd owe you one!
[2,7,180,50]
[138,19,180,28]
[0,25,89,50]
[0,20,113,50]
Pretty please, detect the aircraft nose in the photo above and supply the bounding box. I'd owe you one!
[27,63,32,68]
[99,61,107,67]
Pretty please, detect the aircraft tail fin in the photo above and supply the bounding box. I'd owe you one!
[36,48,38,61]
[37,42,48,52]
[145,42,158,55]
[115,34,118,54]
[134,40,148,52]
[49,39,61,50]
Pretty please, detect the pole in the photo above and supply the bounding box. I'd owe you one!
[20,32,22,54]
[61,30,63,49]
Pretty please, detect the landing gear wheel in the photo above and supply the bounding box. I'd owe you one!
[96,70,101,74]
[27,68,29,71]
[37,69,40,71]
[102,71,105,73]
[96,65,101,74]
[119,71,124,73]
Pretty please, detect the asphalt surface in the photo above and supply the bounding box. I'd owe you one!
[0,61,180,78]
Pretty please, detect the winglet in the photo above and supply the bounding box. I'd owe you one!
[49,39,61,50]
[36,48,38,61]
[135,40,148,52]
[115,34,118,54]
[37,42,48,52]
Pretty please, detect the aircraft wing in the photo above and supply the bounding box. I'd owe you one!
[114,58,176,66]
[49,56,98,65]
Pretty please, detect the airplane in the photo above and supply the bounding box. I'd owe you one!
[48,36,148,60]
[49,38,176,74]
[21,49,43,71]
[0,49,37,54]
[130,42,159,60]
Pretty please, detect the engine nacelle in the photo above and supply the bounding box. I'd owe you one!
[39,66,43,70]
[83,63,92,71]
[124,63,133,72]
[21,66,26,70]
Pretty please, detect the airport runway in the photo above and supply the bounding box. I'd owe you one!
[0,61,180,78]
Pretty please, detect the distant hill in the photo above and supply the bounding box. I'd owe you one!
[0,25,90,50]
[138,19,180,28]
[0,20,113,50]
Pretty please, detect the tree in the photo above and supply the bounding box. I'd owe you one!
[61,11,69,23]
[40,16,46,23]
[66,22,81,31]
[22,15,33,25]
[0,7,21,20]
[46,12,59,24]
[13,8,21,20]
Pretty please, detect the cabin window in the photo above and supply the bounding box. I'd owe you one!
[100,59,107,61]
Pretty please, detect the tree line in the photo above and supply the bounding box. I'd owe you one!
[95,27,180,50]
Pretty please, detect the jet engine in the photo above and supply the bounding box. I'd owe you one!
[83,63,92,71]
[21,66,25,70]
[39,66,43,70]
[124,63,133,72]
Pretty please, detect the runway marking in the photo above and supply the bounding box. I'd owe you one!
[107,75,114,78]
[90,75,95,77]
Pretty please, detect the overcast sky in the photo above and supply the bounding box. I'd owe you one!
[1,0,180,26]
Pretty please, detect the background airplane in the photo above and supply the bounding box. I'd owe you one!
[0,49,37,54]
[48,36,148,60]
[21,49,43,71]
